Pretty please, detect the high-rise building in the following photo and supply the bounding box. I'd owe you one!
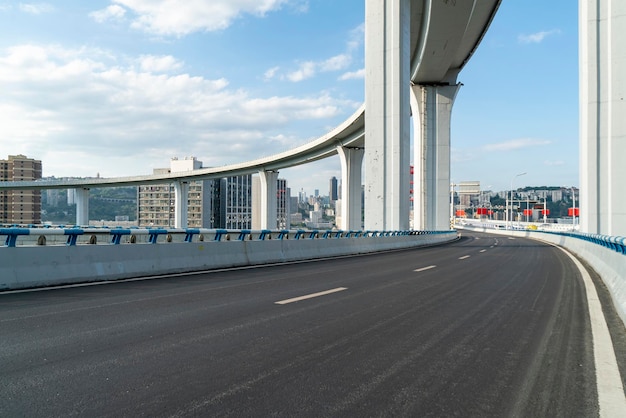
[213,175,253,229]
[277,180,290,229]
[329,176,338,202]
[0,154,42,225]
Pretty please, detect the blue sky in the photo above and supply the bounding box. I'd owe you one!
[0,0,578,196]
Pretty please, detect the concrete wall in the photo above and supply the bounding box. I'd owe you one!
[0,232,457,291]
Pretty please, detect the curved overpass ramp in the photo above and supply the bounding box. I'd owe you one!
[0,0,502,230]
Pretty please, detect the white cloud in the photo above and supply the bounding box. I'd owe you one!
[275,23,362,83]
[287,61,316,82]
[0,44,357,178]
[339,68,364,81]
[320,54,351,72]
[19,3,53,14]
[347,23,364,51]
[518,29,561,44]
[89,5,126,23]
[483,138,551,152]
[105,0,290,36]
[288,0,309,14]
[263,66,280,81]
[138,55,183,73]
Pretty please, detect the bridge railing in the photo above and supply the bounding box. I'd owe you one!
[0,226,453,248]
[542,231,626,255]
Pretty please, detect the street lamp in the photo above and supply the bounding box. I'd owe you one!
[508,172,527,229]
[450,182,456,228]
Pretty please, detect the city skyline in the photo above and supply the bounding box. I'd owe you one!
[0,1,578,194]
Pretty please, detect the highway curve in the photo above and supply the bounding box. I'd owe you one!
[1,231,622,417]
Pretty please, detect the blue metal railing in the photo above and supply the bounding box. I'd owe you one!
[542,230,626,255]
[0,226,457,248]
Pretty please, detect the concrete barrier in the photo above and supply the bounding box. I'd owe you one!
[0,229,458,291]
[458,225,626,329]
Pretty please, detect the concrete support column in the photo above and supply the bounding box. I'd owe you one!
[580,0,626,235]
[337,146,364,230]
[259,170,279,230]
[411,83,460,231]
[173,181,189,229]
[364,0,411,231]
[75,188,89,226]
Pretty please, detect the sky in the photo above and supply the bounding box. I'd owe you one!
[0,0,579,196]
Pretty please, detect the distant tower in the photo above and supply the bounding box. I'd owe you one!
[329,176,338,202]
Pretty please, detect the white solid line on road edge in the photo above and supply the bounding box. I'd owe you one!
[414,265,437,272]
[557,246,626,417]
[275,287,348,305]
[459,255,471,260]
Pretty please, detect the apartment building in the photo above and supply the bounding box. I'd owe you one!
[137,157,211,228]
[137,157,254,229]
[0,154,42,225]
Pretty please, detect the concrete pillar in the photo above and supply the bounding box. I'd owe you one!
[364,0,411,231]
[173,181,189,229]
[580,0,626,236]
[337,146,364,230]
[411,84,460,231]
[75,188,89,226]
[258,170,279,229]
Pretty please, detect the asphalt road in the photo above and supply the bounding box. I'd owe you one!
[0,232,610,417]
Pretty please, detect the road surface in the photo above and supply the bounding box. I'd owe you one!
[2,231,622,416]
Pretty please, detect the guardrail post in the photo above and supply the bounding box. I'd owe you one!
[185,228,200,243]
[214,229,228,241]
[110,229,131,245]
[148,229,168,244]
[1,228,30,247]
[64,229,84,246]
[238,230,251,241]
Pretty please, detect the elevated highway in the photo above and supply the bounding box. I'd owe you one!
[0,0,502,231]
